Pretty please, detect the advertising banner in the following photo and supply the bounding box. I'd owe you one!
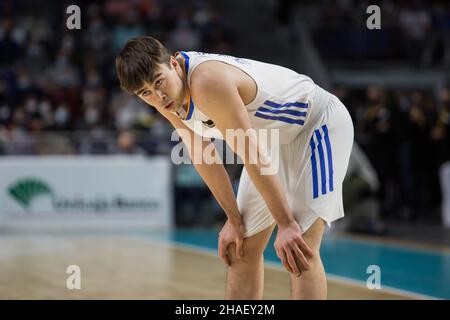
[0,156,173,230]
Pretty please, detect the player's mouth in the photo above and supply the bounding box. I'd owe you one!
[163,101,173,110]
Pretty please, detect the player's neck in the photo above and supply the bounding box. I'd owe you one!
[176,55,191,114]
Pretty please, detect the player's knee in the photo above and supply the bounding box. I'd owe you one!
[296,251,322,278]
[227,243,263,266]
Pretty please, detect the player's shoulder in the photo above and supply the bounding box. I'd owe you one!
[191,59,229,79]
[190,60,234,93]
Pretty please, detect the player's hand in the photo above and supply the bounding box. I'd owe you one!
[274,220,314,277]
[218,218,245,266]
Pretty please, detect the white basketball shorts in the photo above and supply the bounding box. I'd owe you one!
[236,92,354,237]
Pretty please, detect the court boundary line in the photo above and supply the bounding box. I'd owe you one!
[141,235,440,300]
[263,261,439,300]
[330,230,450,255]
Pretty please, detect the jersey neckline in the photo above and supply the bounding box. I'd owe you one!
[174,51,195,121]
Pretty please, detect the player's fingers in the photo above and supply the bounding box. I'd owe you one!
[285,248,301,276]
[236,239,244,259]
[218,240,230,266]
[280,249,293,274]
[225,252,230,266]
[296,237,314,258]
[292,243,310,271]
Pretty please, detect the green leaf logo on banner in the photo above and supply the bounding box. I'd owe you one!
[8,178,53,210]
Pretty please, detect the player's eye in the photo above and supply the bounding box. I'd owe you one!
[141,90,150,97]
[155,79,163,87]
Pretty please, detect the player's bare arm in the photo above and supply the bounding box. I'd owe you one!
[159,109,246,265]
[128,56,247,266]
[189,61,314,275]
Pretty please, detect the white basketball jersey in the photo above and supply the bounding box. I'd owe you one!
[174,51,331,144]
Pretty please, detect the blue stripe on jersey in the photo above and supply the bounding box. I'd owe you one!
[178,51,195,121]
[187,97,195,120]
[310,137,319,199]
[315,129,327,196]
[254,112,305,125]
[179,51,190,73]
[322,125,334,192]
[264,100,308,109]
[257,106,307,117]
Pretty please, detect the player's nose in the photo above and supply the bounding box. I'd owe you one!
[155,89,166,102]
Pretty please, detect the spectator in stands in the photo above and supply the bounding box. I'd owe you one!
[398,1,432,66]
[0,0,449,231]
[360,85,397,218]
[432,87,450,227]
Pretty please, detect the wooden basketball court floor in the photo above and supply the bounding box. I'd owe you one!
[1,229,448,300]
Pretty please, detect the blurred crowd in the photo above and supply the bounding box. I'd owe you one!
[275,0,450,66]
[0,0,234,155]
[1,0,449,227]
[316,0,450,66]
[335,85,450,224]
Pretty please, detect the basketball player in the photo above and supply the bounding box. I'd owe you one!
[116,36,354,299]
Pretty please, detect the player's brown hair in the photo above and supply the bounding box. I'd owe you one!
[115,36,171,94]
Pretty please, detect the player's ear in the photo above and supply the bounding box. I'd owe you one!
[170,57,178,69]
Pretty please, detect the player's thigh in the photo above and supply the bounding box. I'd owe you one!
[287,96,354,232]
[236,167,276,238]
[302,217,326,252]
[227,223,275,263]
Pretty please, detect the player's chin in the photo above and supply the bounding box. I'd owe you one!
[161,101,174,112]
[170,101,182,113]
